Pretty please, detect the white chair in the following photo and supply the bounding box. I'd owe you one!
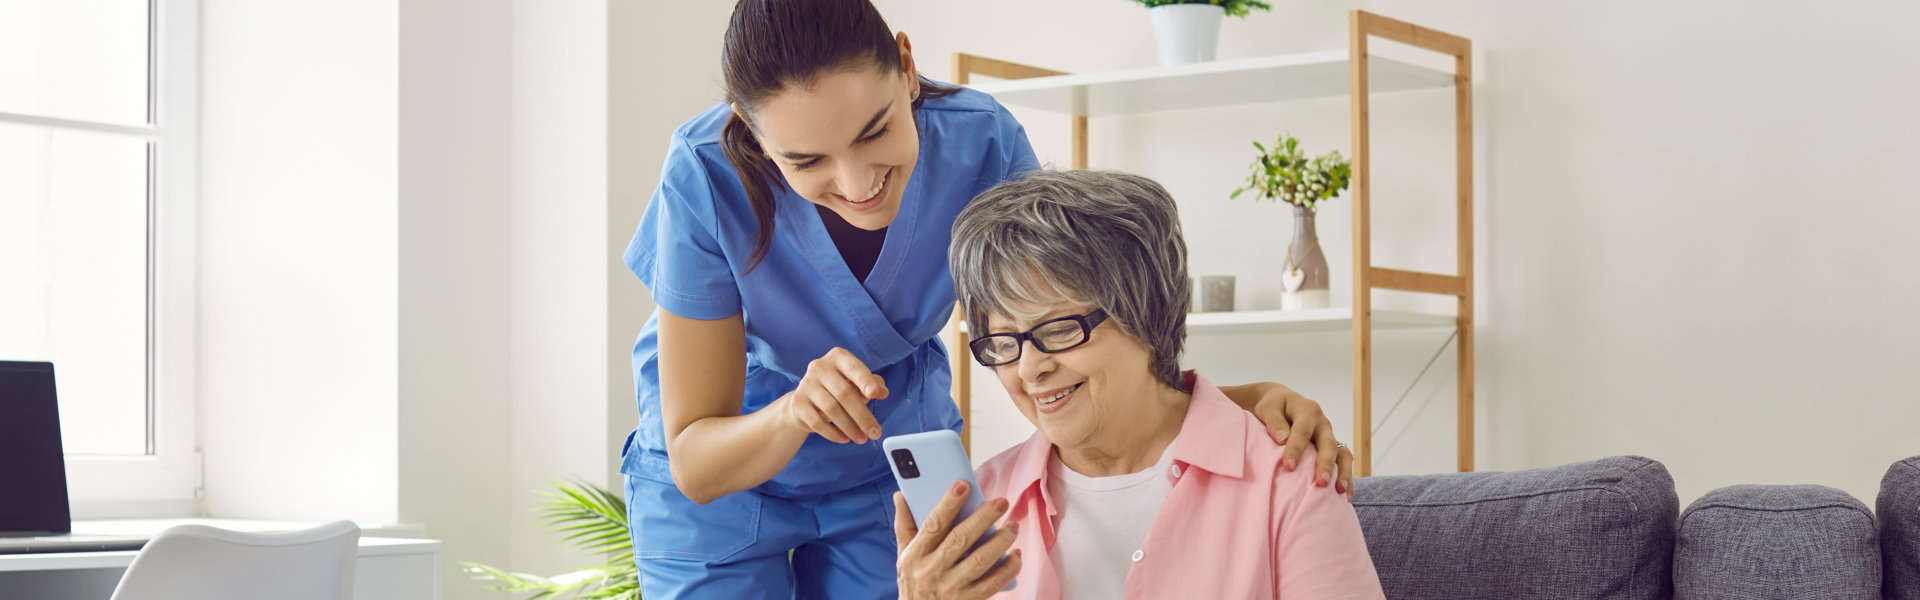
[109,520,361,600]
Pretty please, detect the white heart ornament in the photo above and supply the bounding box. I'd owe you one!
[1282,268,1306,292]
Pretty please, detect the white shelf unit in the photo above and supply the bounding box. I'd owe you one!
[950,11,1476,476]
[970,50,1453,117]
[1185,308,1454,335]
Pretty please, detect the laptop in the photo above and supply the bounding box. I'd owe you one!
[0,360,149,554]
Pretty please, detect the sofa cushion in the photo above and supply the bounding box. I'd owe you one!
[1674,484,1879,600]
[1884,456,1920,600]
[1351,455,1677,600]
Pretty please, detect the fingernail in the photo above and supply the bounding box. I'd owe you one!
[868,427,882,439]
[1274,429,1289,443]
[1321,471,1332,485]
[993,498,1008,510]
[1283,457,1296,470]
[951,481,967,496]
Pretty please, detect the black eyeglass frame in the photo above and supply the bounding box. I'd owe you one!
[967,308,1109,367]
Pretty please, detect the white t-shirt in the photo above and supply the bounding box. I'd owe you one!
[1045,438,1178,600]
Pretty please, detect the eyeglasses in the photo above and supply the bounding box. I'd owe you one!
[968,309,1108,367]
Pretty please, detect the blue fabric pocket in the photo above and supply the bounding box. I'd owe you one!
[627,475,761,563]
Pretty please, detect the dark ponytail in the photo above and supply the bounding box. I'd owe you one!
[720,0,956,271]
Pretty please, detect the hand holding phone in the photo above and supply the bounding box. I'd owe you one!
[886,431,1020,597]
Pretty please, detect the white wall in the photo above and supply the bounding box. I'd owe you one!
[1456,0,1920,504]
[204,2,631,597]
[397,0,515,595]
[857,0,1920,504]
[507,0,619,581]
[199,0,400,522]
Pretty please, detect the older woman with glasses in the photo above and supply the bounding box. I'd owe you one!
[890,170,1384,600]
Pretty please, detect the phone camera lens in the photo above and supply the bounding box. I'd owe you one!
[891,449,920,479]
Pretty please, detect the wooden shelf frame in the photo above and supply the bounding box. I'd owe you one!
[1350,11,1474,477]
[949,11,1474,477]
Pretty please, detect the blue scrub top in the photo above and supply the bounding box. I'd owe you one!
[622,86,1039,499]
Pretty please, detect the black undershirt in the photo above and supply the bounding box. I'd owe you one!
[815,203,888,282]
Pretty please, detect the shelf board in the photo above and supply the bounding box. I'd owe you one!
[970,51,1453,118]
[957,307,1455,336]
[1185,307,1455,335]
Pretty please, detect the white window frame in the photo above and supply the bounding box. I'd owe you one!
[0,0,200,518]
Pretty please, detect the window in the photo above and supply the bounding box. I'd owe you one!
[0,0,198,516]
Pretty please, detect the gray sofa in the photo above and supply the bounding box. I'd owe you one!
[1351,455,1920,599]
[1884,456,1920,600]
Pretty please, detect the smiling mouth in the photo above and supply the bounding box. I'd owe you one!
[842,169,889,209]
[1037,383,1082,406]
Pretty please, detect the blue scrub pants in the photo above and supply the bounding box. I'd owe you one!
[627,474,902,599]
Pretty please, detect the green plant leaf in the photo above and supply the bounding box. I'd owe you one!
[535,479,632,557]
[464,479,640,599]
[1130,0,1271,17]
[463,561,559,594]
[1236,132,1351,209]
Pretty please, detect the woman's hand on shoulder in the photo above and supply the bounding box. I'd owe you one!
[1226,382,1357,500]
[893,483,1021,600]
[781,347,890,444]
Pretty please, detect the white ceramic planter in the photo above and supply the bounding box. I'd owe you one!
[1149,4,1226,66]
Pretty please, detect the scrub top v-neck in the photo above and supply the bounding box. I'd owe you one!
[622,86,1039,499]
[815,204,887,282]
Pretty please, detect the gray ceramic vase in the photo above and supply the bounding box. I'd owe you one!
[1282,204,1331,310]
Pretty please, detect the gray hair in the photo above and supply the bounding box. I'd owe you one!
[950,169,1190,391]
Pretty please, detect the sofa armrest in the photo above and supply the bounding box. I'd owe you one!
[1675,484,1878,600]
[1883,456,1920,600]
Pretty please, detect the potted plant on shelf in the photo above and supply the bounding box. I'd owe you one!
[1231,133,1352,310]
[1129,0,1272,65]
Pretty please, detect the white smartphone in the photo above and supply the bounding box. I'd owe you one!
[884,430,1015,590]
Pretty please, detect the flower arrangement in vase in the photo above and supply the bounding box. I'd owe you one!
[1231,133,1353,310]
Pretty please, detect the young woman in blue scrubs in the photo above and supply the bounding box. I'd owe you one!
[621,1,1357,597]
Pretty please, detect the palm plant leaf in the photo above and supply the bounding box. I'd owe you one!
[539,479,632,556]
[462,561,562,598]
[466,479,641,599]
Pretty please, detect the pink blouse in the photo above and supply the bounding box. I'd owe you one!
[975,372,1385,599]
